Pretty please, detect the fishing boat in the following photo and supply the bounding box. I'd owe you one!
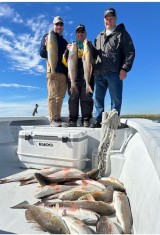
[0,113,160,234]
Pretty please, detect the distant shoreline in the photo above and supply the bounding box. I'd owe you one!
[120,114,160,118]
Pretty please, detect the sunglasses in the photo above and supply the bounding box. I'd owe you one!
[55,22,64,26]
[76,30,85,33]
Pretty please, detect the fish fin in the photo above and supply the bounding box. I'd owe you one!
[11,200,29,209]
[63,168,70,177]
[85,194,95,201]
[34,173,47,186]
[62,209,67,216]
[55,203,59,214]
[70,202,78,210]
[82,179,88,185]
[52,205,56,214]
[81,179,89,189]
[19,180,28,186]
[49,182,57,186]
[19,179,34,186]
[87,168,99,180]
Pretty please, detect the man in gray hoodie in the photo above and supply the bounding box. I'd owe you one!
[91,8,135,128]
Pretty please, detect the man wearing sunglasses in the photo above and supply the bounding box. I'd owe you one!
[91,8,135,128]
[63,24,94,127]
[40,16,68,127]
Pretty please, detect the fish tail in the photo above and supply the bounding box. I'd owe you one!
[11,200,29,209]
[86,84,93,94]
[70,85,79,94]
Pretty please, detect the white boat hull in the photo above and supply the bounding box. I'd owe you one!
[0,116,160,233]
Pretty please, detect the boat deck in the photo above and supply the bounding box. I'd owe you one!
[0,163,46,234]
[0,117,160,234]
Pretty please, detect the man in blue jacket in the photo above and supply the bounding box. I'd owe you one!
[91,8,135,128]
[40,16,68,127]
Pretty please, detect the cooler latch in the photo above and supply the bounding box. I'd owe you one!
[62,136,68,143]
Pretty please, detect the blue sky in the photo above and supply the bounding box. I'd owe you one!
[0,2,160,117]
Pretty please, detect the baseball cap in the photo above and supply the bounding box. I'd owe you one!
[76,24,86,33]
[104,8,117,18]
[53,16,64,24]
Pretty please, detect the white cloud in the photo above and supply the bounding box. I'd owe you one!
[67,20,74,25]
[12,12,23,23]
[0,27,14,37]
[0,4,49,75]
[54,7,61,14]
[0,4,75,75]
[26,15,49,36]
[0,3,23,23]
[65,6,71,11]
[0,37,13,52]
[0,23,46,74]
[0,4,14,17]
[0,83,40,90]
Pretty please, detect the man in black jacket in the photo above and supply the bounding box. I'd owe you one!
[40,16,68,127]
[91,8,135,128]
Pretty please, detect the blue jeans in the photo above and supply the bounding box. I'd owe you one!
[94,72,123,122]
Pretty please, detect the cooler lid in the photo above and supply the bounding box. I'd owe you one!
[19,128,87,140]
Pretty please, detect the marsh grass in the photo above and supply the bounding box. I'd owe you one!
[120,114,160,119]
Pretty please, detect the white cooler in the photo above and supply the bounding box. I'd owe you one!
[17,128,88,170]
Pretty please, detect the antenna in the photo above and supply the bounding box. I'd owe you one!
[32,104,39,116]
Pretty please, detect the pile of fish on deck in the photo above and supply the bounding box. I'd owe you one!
[1,167,133,234]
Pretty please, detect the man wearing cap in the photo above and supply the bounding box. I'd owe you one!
[91,8,135,128]
[63,24,94,127]
[40,16,68,127]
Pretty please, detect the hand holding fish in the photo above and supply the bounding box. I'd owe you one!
[67,44,72,50]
